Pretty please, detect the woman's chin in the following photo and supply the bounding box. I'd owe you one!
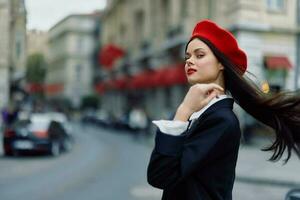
[187,77,203,85]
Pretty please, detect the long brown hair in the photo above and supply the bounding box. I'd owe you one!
[187,37,300,163]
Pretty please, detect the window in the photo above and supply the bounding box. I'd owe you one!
[134,10,145,46]
[180,0,187,19]
[298,0,300,25]
[150,1,156,35]
[161,0,170,33]
[77,36,83,52]
[264,69,287,92]
[16,41,21,59]
[162,87,170,109]
[263,56,290,92]
[266,0,284,12]
[120,24,127,46]
[76,65,82,81]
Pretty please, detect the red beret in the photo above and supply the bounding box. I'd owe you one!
[190,19,247,74]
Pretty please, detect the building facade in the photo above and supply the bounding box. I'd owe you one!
[0,0,11,108]
[10,0,27,75]
[98,0,300,127]
[47,12,101,108]
[0,0,26,108]
[27,30,48,56]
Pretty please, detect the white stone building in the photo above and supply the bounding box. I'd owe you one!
[27,30,49,56]
[0,0,11,108]
[47,12,101,108]
[0,0,26,108]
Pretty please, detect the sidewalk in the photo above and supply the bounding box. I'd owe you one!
[236,141,300,187]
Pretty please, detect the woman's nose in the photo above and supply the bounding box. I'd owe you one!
[186,58,194,66]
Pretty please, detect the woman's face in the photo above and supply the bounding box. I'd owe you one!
[185,38,224,85]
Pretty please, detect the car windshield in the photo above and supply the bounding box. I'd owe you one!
[11,120,30,128]
[28,118,51,131]
[29,122,49,131]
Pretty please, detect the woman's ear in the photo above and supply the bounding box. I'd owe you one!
[218,63,224,71]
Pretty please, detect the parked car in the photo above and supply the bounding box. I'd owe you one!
[81,109,112,128]
[285,188,300,200]
[2,113,73,156]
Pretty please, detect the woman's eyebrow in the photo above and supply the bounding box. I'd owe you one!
[186,48,205,55]
[194,48,205,53]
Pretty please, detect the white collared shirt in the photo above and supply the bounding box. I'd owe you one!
[152,94,232,136]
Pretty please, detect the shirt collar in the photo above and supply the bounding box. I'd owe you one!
[189,94,233,120]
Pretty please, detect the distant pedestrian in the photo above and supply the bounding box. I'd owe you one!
[1,104,19,127]
[128,106,148,138]
[147,19,300,200]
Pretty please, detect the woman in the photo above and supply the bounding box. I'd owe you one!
[147,19,300,200]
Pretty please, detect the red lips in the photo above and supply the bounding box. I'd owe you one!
[187,68,197,76]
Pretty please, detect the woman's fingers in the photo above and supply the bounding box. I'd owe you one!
[195,83,224,97]
[202,90,219,105]
[194,83,224,93]
[181,83,224,114]
[205,83,224,93]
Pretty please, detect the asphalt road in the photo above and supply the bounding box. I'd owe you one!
[0,123,161,200]
[0,122,293,200]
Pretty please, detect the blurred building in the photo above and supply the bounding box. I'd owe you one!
[97,0,300,127]
[296,0,300,89]
[213,0,298,92]
[0,0,11,108]
[47,12,101,108]
[0,0,26,108]
[27,30,49,56]
[10,0,27,75]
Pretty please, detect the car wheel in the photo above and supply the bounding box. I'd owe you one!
[63,140,72,152]
[50,141,60,156]
[4,149,13,156]
[12,150,19,157]
[285,188,300,200]
[3,143,13,156]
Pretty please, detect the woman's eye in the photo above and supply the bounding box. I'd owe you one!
[196,54,204,58]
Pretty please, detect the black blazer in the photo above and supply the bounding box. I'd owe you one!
[147,98,241,200]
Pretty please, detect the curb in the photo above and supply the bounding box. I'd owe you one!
[236,176,300,188]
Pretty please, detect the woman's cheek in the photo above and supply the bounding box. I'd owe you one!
[195,59,207,68]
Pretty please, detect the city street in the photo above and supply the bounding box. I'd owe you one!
[1,1,300,200]
[0,122,296,200]
[0,122,161,200]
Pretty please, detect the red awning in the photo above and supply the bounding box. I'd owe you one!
[163,63,187,86]
[98,44,125,70]
[104,78,128,90]
[151,69,166,87]
[152,63,187,87]
[100,63,187,91]
[127,63,187,89]
[27,83,64,94]
[26,83,44,93]
[128,71,153,89]
[95,83,105,94]
[113,77,128,89]
[45,84,64,95]
[104,79,115,89]
[265,56,292,69]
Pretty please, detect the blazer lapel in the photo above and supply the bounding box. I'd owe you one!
[185,98,234,137]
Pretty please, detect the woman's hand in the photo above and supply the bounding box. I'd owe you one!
[173,83,224,122]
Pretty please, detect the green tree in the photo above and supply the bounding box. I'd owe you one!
[80,94,100,110]
[26,53,47,83]
[26,53,47,100]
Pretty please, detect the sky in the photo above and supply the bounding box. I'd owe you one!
[25,0,107,31]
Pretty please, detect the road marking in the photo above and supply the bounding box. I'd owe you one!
[130,185,162,198]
